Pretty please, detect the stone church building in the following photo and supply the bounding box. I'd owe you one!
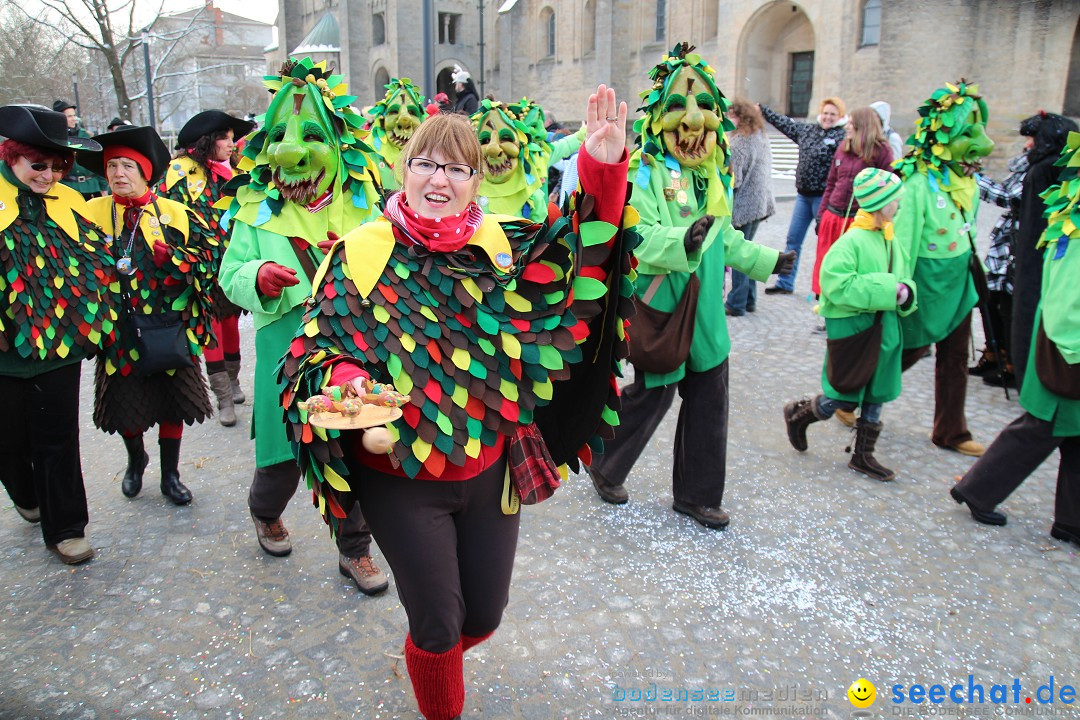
[269,0,1079,166]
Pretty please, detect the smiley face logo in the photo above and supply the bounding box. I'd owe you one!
[848,678,876,708]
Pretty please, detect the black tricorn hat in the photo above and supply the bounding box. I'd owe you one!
[177,110,255,148]
[52,99,76,113]
[79,125,170,185]
[0,104,101,153]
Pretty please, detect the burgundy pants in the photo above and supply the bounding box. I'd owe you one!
[902,314,973,448]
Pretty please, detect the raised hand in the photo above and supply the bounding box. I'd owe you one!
[583,84,628,164]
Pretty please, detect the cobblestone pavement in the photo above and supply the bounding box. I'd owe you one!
[2,200,1078,720]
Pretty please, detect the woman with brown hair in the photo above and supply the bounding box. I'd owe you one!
[810,107,894,297]
[279,85,636,719]
[725,99,776,316]
[161,111,255,427]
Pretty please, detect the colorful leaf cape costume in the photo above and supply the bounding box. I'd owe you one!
[278,164,642,535]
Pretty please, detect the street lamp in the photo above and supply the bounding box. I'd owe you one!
[142,27,156,129]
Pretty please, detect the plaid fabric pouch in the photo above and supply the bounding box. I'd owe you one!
[507,422,561,505]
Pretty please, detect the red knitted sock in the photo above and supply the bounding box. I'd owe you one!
[461,631,494,652]
[403,634,464,720]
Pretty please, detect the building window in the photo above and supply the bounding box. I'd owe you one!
[540,7,555,58]
[372,12,385,45]
[439,12,461,45]
[655,0,666,43]
[583,0,595,54]
[860,0,881,47]
[703,0,717,41]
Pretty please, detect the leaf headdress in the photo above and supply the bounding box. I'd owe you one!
[631,43,735,216]
[221,58,382,234]
[896,79,989,181]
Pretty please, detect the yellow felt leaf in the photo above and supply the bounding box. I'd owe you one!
[324,466,351,492]
[412,439,433,463]
[451,347,471,370]
[501,332,521,359]
[465,435,481,458]
[460,278,482,302]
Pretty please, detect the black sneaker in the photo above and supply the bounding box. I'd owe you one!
[764,285,793,295]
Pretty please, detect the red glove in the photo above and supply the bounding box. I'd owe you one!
[317,231,340,254]
[152,241,170,268]
[256,262,299,298]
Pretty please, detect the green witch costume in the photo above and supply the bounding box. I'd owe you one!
[473,97,583,221]
[365,77,427,192]
[220,58,386,584]
[586,44,785,527]
[952,129,1080,547]
[893,80,994,456]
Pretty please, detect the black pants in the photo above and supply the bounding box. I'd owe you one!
[592,360,729,508]
[353,457,519,653]
[955,412,1080,526]
[248,460,372,558]
[0,363,89,545]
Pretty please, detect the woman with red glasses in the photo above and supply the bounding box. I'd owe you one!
[0,104,115,565]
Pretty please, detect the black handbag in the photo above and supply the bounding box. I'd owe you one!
[628,273,700,375]
[1034,321,1080,399]
[128,310,194,376]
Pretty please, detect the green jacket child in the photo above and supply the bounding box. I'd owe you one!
[785,168,914,482]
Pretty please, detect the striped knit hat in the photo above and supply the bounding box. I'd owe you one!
[853,168,902,212]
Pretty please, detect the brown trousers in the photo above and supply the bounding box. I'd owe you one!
[901,313,973,448]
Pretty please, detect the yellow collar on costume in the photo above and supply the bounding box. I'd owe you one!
[942,172,976,213]
[849,209,894,241]
[323,214,516,301]
[0,179,92,241]
[87,195,192,247]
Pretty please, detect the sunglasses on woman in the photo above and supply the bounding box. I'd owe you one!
[28,162,65,173]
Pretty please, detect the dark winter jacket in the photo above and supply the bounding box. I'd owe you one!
[454,89,479,116]
[1012,155,1062,388]
[760,104,847,196]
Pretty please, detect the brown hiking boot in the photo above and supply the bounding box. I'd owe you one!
[250,511,292,556]
[339,554,389,596]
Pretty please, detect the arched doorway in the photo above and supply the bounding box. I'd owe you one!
[1065,16,1080,116]
[736,1,815,117]
[373,67,390,103]
[436,66,458,104]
